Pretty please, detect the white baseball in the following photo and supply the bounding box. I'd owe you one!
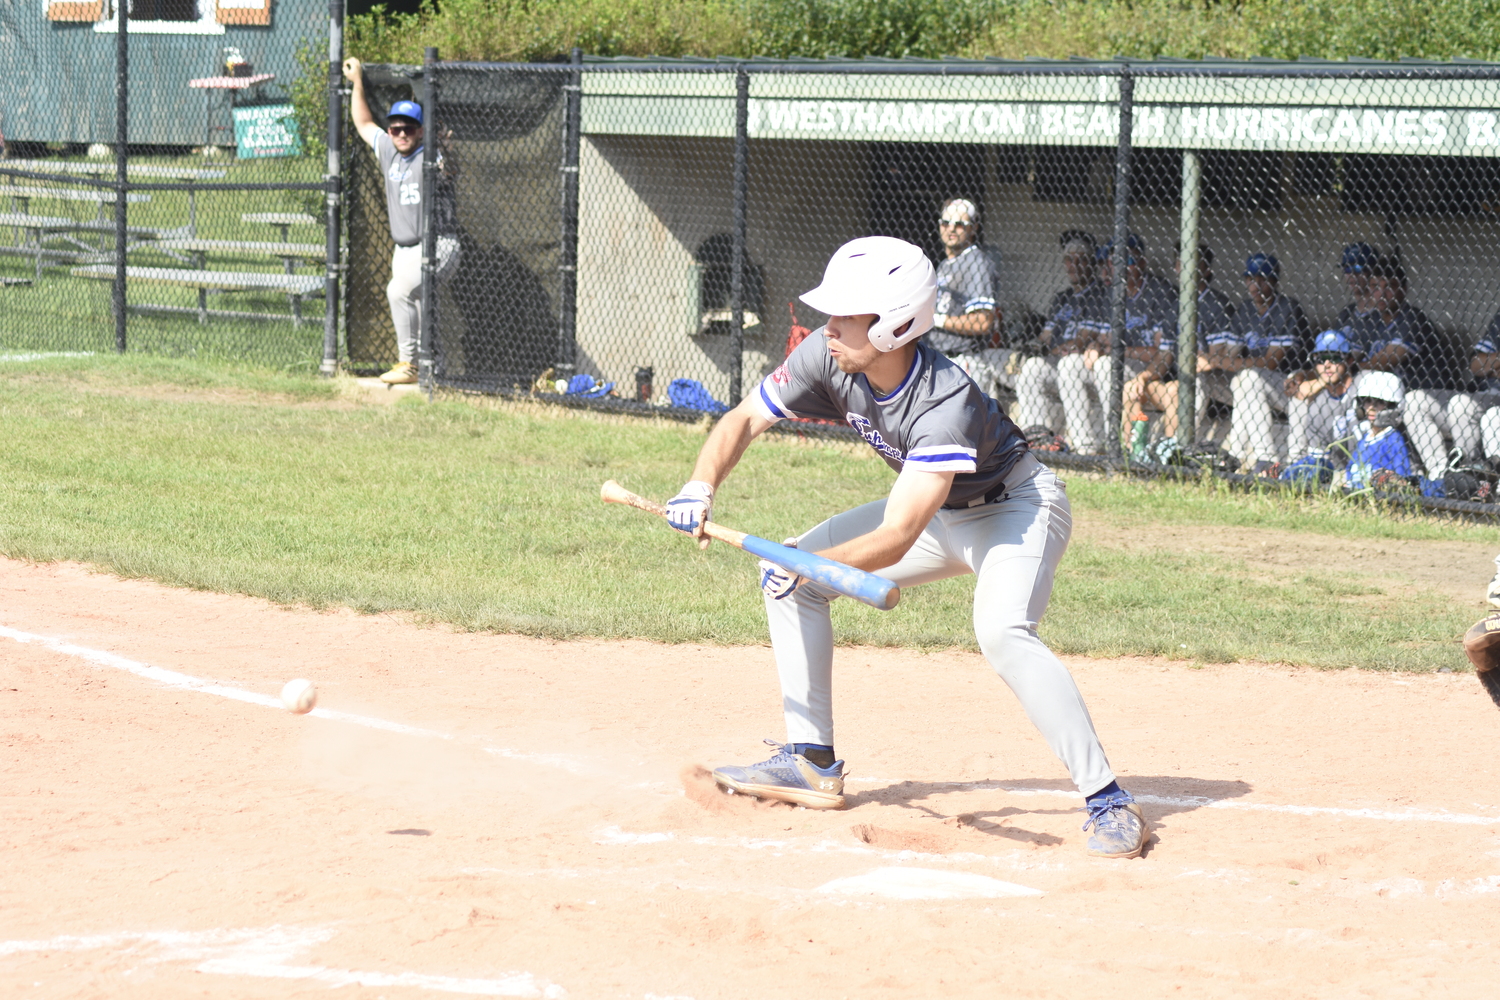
[280,678,317,715]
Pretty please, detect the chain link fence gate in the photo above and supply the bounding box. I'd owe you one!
[340,55,1500,520]
[0,0,343,371]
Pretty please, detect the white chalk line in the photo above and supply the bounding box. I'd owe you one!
[6,622,1499,828]
[0,624,588,774]
[0,924,566,998]
[846,777,1500,827]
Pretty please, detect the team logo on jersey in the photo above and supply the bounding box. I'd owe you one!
[845,412,903,462]
[770,363,790,385]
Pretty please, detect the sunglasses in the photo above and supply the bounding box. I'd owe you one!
[1310,352,1347,364]
[388,124,420,136]
[938,218,973,228]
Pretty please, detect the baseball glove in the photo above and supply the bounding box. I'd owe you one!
[1462,612,1500,709]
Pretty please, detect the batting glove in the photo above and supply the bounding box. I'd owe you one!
[666,480,714,535]
[759,538,803,601]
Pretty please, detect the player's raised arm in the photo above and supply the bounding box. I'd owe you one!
[342,57,383,148]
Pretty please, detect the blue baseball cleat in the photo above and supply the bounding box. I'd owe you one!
[712,740,846,809]
[1082,790,1150,858]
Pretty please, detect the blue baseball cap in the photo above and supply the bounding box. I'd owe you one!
[1313,329,1353,354]
[387,100,423,125]
[1098,233,1145,261]
[1341,242,1377,273]
[1244,252,1280,279]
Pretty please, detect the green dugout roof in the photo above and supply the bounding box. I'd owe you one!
[570,54,1500,156]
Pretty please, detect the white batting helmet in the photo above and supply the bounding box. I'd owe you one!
[1353,369,1405,427]
[799,236,936,353]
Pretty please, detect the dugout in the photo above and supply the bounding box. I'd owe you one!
[345,57,1500,408]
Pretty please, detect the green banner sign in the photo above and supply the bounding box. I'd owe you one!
[232,104,302,159]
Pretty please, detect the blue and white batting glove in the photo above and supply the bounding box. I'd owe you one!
[759,539,804,600]
[665,480,714,536]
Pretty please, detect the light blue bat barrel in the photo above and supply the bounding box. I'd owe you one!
[739,534,900,610]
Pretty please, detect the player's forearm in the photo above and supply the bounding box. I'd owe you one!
[815,469,952,572]
[1365,345,1410,371]
[688,401,765,489]
[348,72,374,131]
[816,525,923,573]
[935,310,994,337]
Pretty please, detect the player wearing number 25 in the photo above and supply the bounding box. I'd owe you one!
[343,56,461,385]
[665,237,1149,859]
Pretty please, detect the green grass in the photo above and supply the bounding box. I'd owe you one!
[0,353,1487,671]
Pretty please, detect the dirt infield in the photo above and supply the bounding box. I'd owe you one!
[4,557,1500,999]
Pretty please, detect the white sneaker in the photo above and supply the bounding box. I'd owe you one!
[1487,573,1500,610]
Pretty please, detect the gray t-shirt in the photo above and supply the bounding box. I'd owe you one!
[929,244,998,356]
[375,131,426,247]
[753,333,1029,507]
[374,132,457,248]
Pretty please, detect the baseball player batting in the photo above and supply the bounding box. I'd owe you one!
[664,236,1149,859]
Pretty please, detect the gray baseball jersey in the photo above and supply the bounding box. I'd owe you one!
[375,131,426,247]
[753,333,1029,507]
[928,244,998,356]
[1120,274,1178,352]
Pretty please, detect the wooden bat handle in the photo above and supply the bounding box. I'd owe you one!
[599,480,748,547]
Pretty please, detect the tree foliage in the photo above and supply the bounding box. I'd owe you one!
[342,0,1500,64]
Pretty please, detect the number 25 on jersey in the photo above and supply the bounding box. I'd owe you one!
[399,182,421,206]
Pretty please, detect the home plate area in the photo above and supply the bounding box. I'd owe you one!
[4,559,1500,999]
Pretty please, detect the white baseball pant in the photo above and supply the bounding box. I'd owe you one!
[387,238,460,363]
[1016,355,1144,455]
[1286,389,1352,461]
[1227,368,1289,465]
[1405,390,1500,476]
[763,453,1118,797]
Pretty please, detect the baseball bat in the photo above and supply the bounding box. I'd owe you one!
[600,480,901,611]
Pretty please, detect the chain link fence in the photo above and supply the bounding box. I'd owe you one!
[0,0,340,370]
[339,57,1500,517]
[8,31,1500,520]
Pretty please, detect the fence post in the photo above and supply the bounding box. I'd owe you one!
[729,66,749,407]
[1107,65,1133,462]
[319,0,344,377]
[112,1,128,354]
[557,47,583,378]
[418,46,438,396]
[1177,149,1201,446]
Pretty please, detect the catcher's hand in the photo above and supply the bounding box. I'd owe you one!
[1462,612,1500,709]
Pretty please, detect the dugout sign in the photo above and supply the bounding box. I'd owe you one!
[745,100,1500,155]
[232,104,302,159]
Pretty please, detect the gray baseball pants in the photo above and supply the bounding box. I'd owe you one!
[387,238,460,363]
[764,453,1117,797]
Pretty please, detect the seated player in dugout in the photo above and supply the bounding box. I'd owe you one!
[1334,242,1381,338]
[1123,243,1236,444]
[343,56,461,385]
[1096,238,1181,439]
[1211,253,1312,475]
[663,236,1150,860]
[1014,230,1112,450]
[1060,234,1175,453]
[1278,330,1360,484]
[1452,317,1500,470]
[1343,370,1415,491]
[926,198,1006,396]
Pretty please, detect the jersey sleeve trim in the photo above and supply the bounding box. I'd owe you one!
[754,380,791,422]
[906,444,978,473]
[962,296,997,313]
